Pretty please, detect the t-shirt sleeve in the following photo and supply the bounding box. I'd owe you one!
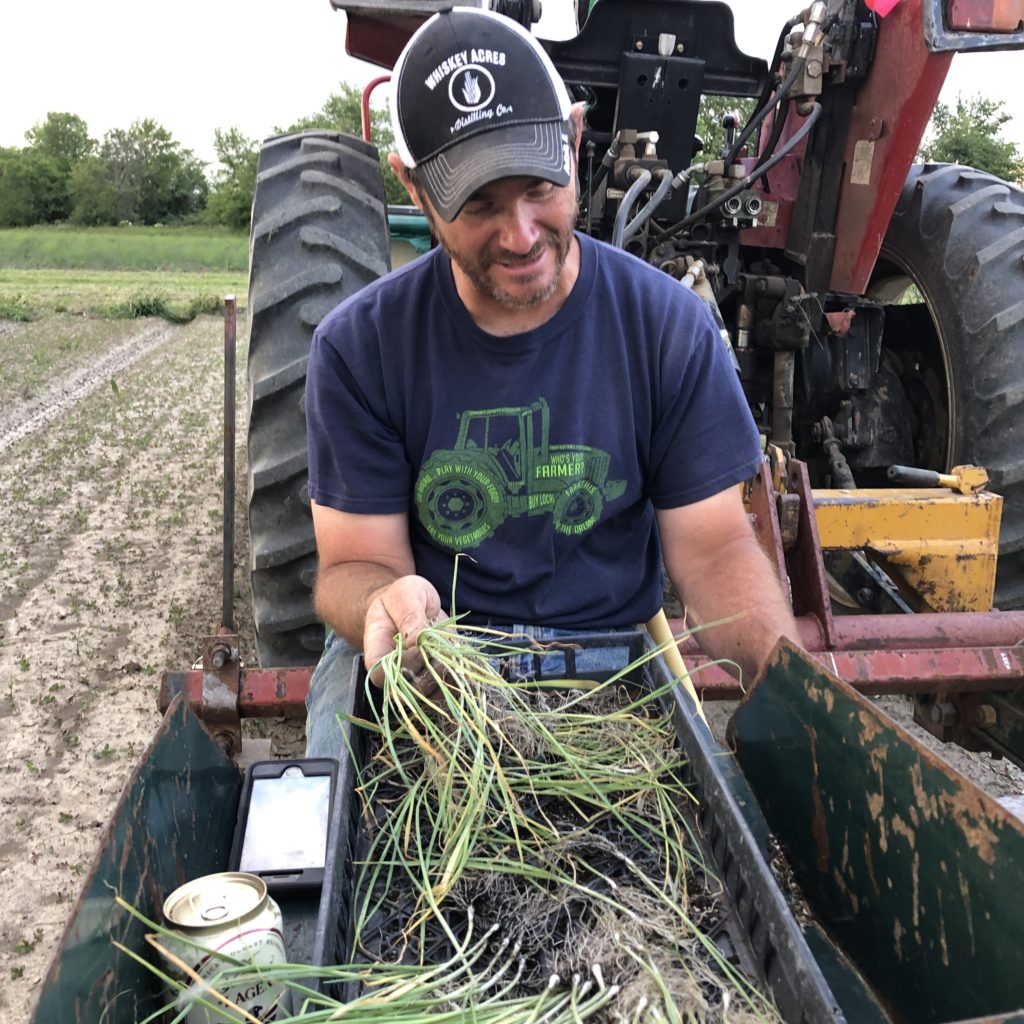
[305,309,413,514]
[645,294,762,508]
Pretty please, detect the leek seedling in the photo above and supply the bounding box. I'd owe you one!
[345,621,782,1021]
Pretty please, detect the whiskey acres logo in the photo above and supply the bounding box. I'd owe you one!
[449,66,496,112]
[419,49,513,136]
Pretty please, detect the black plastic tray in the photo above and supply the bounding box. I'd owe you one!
[309,631,850,1023]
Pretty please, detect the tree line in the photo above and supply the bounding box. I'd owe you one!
[1,89,1019,232]
[0,84,405,232]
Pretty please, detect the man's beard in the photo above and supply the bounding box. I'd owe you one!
[426,205,577,310]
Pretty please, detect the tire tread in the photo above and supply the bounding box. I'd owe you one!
[880,163,1024,610]
[247,130,390,665]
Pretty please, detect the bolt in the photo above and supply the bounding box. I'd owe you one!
[856,587,874,606]
[807,58,824,78]
[635,39,644,50]
[676,43,685,53]
[210,638,233,669]
[974,704,998,729]
[930,702,958,728]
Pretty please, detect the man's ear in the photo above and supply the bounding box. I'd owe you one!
[388,154,423,210]
[569,102,585,159]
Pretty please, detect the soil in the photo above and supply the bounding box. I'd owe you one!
[0,311,1021,1022]
[0,312,276,1024]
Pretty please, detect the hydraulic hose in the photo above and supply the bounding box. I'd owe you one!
[612,168,653,248]
[750,9,835,181]
[622,169,673,243]
[589,133,626,198]
[751,97,791,183]
[654,102,822,242]
[585,140,597,234]
[749,16,801,117]
[723,55,805,168]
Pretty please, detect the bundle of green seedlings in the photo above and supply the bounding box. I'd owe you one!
[122,620,783,1023]
[337,621,781,1024]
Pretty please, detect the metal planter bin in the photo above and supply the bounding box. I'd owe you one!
[36,633,1024,1022]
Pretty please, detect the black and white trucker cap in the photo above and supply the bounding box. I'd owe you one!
[390,7,574,221]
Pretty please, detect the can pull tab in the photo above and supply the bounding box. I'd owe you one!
[201,903,230,922]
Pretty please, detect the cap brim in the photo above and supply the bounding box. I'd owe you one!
[418,120,571,222]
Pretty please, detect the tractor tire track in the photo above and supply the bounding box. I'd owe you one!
[0,321,177,454]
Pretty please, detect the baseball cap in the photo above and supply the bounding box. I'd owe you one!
[390,7,574,222]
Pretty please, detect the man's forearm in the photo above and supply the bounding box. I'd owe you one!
[313,561,400,650]
[670,534,799,684]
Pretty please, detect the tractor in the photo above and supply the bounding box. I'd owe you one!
[246,0,1024,679]
[416,398,627,547]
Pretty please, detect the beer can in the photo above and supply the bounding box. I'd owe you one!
[161,871,288,1023]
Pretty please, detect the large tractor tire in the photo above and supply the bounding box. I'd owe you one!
[871,164,1024,610]
[247,131,390,666]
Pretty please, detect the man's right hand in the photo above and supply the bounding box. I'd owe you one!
[310,503,432,685]
[363,575,443,688]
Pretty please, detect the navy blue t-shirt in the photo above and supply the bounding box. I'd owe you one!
[306,232,761,628]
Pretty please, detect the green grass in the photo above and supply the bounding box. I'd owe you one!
[0,269,246,320]
[102,290,226,323]
[0,226,248,321]
[0,225,248,273]
[0,293,33,321]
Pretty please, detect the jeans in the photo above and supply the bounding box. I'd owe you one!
[303,624,641,759]
[304,630,361,762]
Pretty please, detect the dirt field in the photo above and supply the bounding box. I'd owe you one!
[0,312,268,1024]
[1,311,1022,1022]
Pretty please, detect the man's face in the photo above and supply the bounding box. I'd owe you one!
[420,174,579,311]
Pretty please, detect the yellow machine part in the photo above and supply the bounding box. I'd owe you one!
[812,487,1003,612]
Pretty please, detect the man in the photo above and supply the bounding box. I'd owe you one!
[303,7,797,756]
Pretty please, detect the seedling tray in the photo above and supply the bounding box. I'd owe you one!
[309,631,853,1022]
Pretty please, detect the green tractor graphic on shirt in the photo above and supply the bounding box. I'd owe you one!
[415,399,627,550]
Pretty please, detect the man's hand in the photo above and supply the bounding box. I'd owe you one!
[364,575,443,688]
[310,503,433,685]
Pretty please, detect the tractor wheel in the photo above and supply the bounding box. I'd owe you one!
[553,480,604,534]
[416,459,506,549]
[247,131,390,666]
[871,164,1024,610]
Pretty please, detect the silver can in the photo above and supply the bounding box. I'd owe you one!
[162,871,288,1023]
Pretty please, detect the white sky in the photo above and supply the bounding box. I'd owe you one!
[1,0,1021,170]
